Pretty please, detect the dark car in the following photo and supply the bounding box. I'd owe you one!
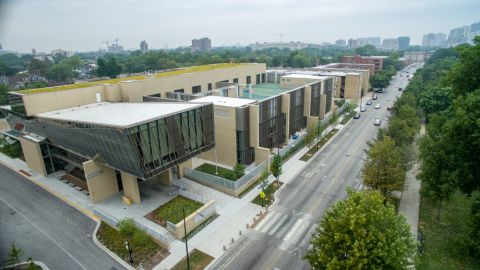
[372,94,378,100]
[398,87,403,91]
[353,113,360,119]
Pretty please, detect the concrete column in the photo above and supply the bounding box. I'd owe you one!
[18,137,47,176]
[155,169,173,186]
[121,172,141,204]
[303,86,312,117]
[319,94,327,119]
[178,159,192,178]
[83,160,119,203]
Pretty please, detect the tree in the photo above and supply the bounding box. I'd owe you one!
[306,189,415,270]
[270,154,282,188]
[46,63,74,81]
[449,36,480,96]
[304,123,317,149]
[361,136,405,197]
[233,163,245,179]
[5,243,24,267]
[468,191,480,257]
[96,56,123,78]
[27,58,48,76]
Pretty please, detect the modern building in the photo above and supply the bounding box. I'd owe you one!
[468,22,480,44]
[342,55,388,72]
[381,38,399,50]
[140,40,149,53]
[356,37,381,47]
[192,37,211,52]
[0,63,267,204]
[403,51,434,65]
[422,33,447,48]
[321,62,376,75]
[335,39,346,47]
[447,26,469,47]
[398,36,410,50]
[249,42,309,51]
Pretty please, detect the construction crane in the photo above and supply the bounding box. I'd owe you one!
[275,33,285,43]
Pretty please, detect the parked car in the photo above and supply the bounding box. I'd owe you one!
[360,106,367,112]
[366,100,372,105]
[372,94,378,100]
[374,103,381,109]
[398,87,403,91]
[353,113,360,119]
[374,118,381,126]
[387,105,392,111]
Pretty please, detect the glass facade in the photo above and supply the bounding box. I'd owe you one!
[288,87,306,137]
[258,96,286,148]
[324,78,333,114]
[235,106,253,165]
[310,82,321,116]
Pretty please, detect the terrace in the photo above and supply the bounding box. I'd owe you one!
[241,83,291,100]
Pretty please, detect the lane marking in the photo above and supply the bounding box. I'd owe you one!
[0,195,88,270]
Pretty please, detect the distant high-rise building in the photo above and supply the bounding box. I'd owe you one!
[249,41,309,50]
[335,39,346,47]
[422,33,446,48]
[381,38,399,50]
[192,37,211,52]
[397,36,410,50]
[468,22,480,44]
[0,43,3,50]
[356,37,381,47]
[348,38,358,48]
[447,26,469,47]
[140,40,149,53]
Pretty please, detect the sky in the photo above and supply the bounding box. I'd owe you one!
[0,0,479,53]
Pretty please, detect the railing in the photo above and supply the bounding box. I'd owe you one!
[166,221,176,232]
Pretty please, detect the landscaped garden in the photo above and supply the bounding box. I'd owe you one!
[145,195,203,226]
[252,181,282,206]
[0,140,23,159]
[96,219,169,270]
[195,163,244,181]
[171,249,214,270]
[300,129,339,161]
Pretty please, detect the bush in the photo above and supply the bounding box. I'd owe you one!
[118,218,137,237]
[233,163,245,179]
[132,230,152,248]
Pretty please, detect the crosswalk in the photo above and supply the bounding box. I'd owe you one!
[254,210,315,252]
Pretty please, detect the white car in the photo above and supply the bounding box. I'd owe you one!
[374,103,381,109]
[374,118,381,126]
[360,106,367,112]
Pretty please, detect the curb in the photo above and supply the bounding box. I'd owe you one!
[4,260,50,270]
[92,220,135,270]
[0,158,98,222]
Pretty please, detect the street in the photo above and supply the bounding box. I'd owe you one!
[0,164,125,270]
[209,65,419,270]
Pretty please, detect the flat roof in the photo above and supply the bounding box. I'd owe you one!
[242,83,292,101]
[268,69,359,77]
[36,102,205,128]
[192,96,256,107]
[15,63,257,95]
[282,74,329,80]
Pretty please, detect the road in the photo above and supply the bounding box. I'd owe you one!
[210,64,421,270]
[0,164,125,270]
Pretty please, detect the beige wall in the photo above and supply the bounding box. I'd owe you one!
[254,147,270,165]
[21,64,266,116]
[344,74,362,101]
[153,169,172,186]
[83,160,119,203]
[303,86,312,117]
[281,94,291,138]
[178,160,193,178]
[121,172,141,204]
[319,94,327,119]
[199,105,237,167]
[172,200,215,239]
[18,137,47,176]
[249,105,259,148]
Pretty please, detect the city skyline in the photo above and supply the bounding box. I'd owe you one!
[0,0,479,52]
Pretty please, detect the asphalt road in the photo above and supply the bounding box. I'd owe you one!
[209,64,421,270]
[0,164,125,270]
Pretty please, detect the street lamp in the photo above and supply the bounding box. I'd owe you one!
[125,240,134,264]
[183,209,190,270]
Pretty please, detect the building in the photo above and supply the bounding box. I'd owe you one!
[422,33,447,48]
[321,62,376,75]
[398,36,410,50]
[140,40,149,53]
[381,38,399,50]
[356,37,381,47]
[249,41,309,51]
[192,37,211,52]
[447,26,469,47]
[343,55,388,72]
[468,22,480,44]
[347,39,358,49]
[335,39,346,47]
[404,51,434,65]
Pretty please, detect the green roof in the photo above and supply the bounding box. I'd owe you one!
[16,63,250,95]
[242,83,291,100]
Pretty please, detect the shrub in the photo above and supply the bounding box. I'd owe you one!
[118,218,137,237]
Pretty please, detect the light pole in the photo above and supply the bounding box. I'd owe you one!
[183,209,190,270]
[125,240,134,264]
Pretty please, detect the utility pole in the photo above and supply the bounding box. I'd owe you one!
[183,209,190,270]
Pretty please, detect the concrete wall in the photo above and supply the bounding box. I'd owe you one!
[344,74,362,101]
[319,94,327,119]
[172,200,216,239]
[303,86,312,117]
[281,94,291,139]
[83,160,119,203]
[254,147,270,165]
[178,160,193,178]
[198,105,237,167]
[18,137,47,176]
[249,105,259,148]
[121,172,141,204]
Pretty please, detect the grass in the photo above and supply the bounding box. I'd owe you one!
[145,196,203,226]
[97,221,168,269]
[16,63,247,94]
[340,112,354,125]
[171,249,214,270]
[252,181,282,206]
[416,191,480,270]
[195,163,239,181]
[0,141,23,159]
[300,129,339,161]
[182,214,219,241]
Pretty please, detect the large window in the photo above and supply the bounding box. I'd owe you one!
[246,76,251,84]
[192,85,201,94]
[208,83,213,90]
[256,74,261,84]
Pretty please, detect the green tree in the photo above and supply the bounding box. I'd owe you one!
[5,243,24,267]
[96,56,123,78]
[361,136,405,197]
[270,154,282,188]
[27,58,48,76]
[449,36,480,96]
[233,163,245,179]
[306,189,415,270]
[468,191,480,257]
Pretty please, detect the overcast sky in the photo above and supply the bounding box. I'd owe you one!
[0,0,479,53]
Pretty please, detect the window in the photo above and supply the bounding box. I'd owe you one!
[174,89,184,93]
[192,85,201,94]
[208,83,212,90]
[261,73,266,83]
[256,74,261,84]
[246,76,251,84]
[233,78,239,84]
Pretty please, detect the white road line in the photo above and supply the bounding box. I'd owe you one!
[282,218,304,243]
[0,195,88,270]
[267,214,289,236]
[258,212,283,234]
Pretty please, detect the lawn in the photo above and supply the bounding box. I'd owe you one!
[0,141,23,159]
[300,129,339,161]
[195,163,239,181]
[252,181,282,206]
[416,191,480,270]
[96,221,169,270]
[145,196,203,226]
[340,112,354,125]
[171,249,214,270]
